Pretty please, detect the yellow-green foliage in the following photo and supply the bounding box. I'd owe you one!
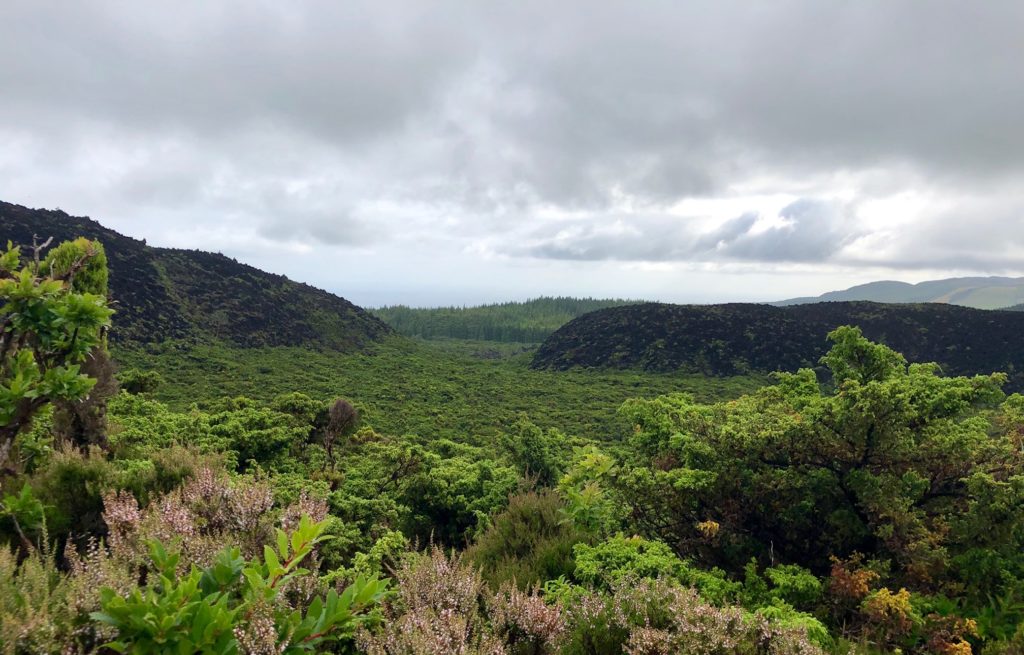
[41,237,108,296]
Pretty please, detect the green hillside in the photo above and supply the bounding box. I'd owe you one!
[777,276,1024,309]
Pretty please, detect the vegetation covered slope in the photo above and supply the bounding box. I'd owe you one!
[0,201,391,349]
[777,275,1024,309]
[372,296,641,343]
[7,237,1024,654]
[532,301,1024,388]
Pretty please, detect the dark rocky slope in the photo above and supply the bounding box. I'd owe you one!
[532,301,1024,389]
[1,201,391,349]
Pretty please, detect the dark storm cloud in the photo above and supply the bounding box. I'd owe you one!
[1,0,1023,269]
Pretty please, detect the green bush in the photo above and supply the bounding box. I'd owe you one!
[572,533,740,604]
[467,490,588,589]
[116,369,164,395]
[92,516,387,654]
[0,238,112,470]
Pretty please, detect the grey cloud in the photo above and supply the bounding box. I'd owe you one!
[0,2,474,143]
[717,200,859,262]
[6,1,1024,206]
[851,195,1024,271]
[2,0,1024,273]
[694,214,758,252]
[518,198,861,263]
[260,209,373,247]
[519,216,692,261]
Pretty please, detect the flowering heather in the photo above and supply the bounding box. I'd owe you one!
[179,466,234,530]
[614,581,823,655]
[99,490,141,560]
[281,491,329,532]
[554,578,824,655]
[359,547,507,655]
[180,467,275,544]
[488,584,566,653]
[233,599,287,655]
[96,467,287,567]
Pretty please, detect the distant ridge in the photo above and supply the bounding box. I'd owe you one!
[532,301,1024,390]
[776,276,1024,309]
[0,201,391,349]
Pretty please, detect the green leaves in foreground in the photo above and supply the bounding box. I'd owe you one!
[92,516,388,654]
[1,238,113,468]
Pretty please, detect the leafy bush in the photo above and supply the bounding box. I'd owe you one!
[572,534,739,604]
[117,369,163,395]
[0,238,112,470]
[615,326,1019,587]
[93,516,387,654]
[401,452,520,544]
[502,416,568,487]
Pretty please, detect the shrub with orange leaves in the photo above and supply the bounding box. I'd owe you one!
[924,614,979,655]
[828,554,879,603]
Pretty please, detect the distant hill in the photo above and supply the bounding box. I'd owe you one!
[532,301,1024,389]
[372,297,643,343]
[0,201,391,349]
[777,276,1024,309]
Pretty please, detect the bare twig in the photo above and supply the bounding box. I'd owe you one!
[30,234,53,274]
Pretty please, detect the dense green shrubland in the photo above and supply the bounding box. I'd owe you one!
[3,238,1024,654]
[372,297,642,343]
[111,338,763,444]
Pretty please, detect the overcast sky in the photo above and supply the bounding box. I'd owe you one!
[3,1,1023,306]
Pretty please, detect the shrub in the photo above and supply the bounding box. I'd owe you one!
[467,490,587,590]
[572,534,739,604]
[0,545,73,654]
[501,416,567,487]
[358,547,564,655]
[549,577,824,655]
[116,369,163,395]
[30,446,117,541]
[860,587,921,649]
[93,516,387,654]
[742,560,823,611]
[325,397,359,463]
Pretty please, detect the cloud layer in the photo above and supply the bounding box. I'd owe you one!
[2,1,1024,303]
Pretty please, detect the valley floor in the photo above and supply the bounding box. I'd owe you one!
[113,336,765,443]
